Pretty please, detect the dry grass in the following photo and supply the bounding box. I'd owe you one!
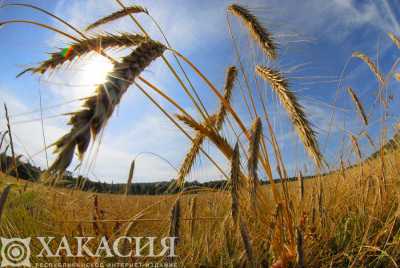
[1,149,399,267]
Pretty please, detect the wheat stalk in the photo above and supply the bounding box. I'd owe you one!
[239,218,255,267]
[46,39,165,177]
[3,104,18,178]
[228,4,277,60]
[86,5,149,31]
[18,33,147,77]
[352,51,384,85]
[388,32,400,49]
[248,117,262,212]
[230,142,240,225]
[176,66,237,187]
[296,227,305,268]
[347,87,368,126]
[256,66,324,168]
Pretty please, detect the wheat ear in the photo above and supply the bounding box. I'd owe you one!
[176,114,234,159]
[350,134,362,160]
[296,227,305,268]
[215,66,237,128]
[86,5,148,31]
[298,171,304,202]
[256,66,324,167]
[347,87,368,126]
[361,131,375,148]
[230,142,240,225]
[176,66,237,187]
[352,51,384,85]
[46,39,165,176]
[18,33,147,77]
[248,117,262,211]
[228,4,277,60]
[125,159,135,196]
[388,32,400,49]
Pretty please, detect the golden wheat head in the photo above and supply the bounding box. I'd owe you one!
[352,51,384,85]
[248,117,262,210]
[86,5,149,31]
[228,4,277,60]
[256,65,324,168]
[347,87,368,126]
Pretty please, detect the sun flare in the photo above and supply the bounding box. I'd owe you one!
[79,54,114,97]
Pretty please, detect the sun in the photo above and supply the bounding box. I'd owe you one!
[78,54,114,97]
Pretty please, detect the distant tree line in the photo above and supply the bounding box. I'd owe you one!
[1,130,398,195]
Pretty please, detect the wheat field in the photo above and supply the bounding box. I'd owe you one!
[0,1,400,267]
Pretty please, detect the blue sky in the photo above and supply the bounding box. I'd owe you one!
[0,0,399,183]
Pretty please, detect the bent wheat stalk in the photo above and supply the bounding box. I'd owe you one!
[347,87,368,126]
[46,39,165,177]
[228,4,277,60]
[256,66,324,168]
[176,66,237,187]
[18,33,147,76]
[86,5,149,31]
